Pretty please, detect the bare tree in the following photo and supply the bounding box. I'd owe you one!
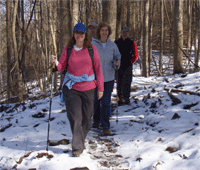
[12,0,25,101]
[116,0,122,39]
[72,0,79,26]
[60,0,72,51]
[6,0,12,102]
[102,0,117,41]
[139,1,143,70]
[173,0,184,74]
[59,0,72,89]
[187,0,192,51]
[80,0,86,25]
[128,0,136,40]
[194,0,200,72]
[159,0,164,74]
[142,0,150,77]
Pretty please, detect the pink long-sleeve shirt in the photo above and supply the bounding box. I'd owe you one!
[57,45,104,92]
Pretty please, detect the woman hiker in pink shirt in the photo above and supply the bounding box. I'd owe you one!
[51,23,104,157]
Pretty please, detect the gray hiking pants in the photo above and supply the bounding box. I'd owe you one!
[63,85,95,153]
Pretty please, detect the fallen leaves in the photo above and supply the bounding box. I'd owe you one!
[136,157,142,162]
[165,146,179,153]
[36,152,53,159]
[13,151,34,169]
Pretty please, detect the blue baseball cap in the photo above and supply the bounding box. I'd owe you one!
[121,26,129,32]
[73,23,87,33]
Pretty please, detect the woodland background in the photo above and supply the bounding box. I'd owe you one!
[0,0,200,102]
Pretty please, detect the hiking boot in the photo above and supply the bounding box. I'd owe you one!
[125,101,130,105]
[118,96,125,106]
[118,99,125,106]
[72,151,81,157]
[92,122,100,128]
[103,129,111,135]
[124,98,130,105]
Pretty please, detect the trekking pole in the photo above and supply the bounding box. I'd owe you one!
[116,90,119,124]
[46,62,55,151]
[115,68,119,124]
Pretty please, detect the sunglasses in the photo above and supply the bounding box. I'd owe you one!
[74,31,85,34]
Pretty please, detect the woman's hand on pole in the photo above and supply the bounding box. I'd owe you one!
[51,55,57,63]
[115,60,120,66]
[97,91,103,100]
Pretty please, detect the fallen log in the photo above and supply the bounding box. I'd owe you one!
[164,88,200,96]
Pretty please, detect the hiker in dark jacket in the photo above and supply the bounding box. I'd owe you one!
[115,26,138,105]
[92,22,121,135]
[51,23,104,157]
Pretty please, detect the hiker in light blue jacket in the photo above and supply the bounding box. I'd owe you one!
[92,22,121,135]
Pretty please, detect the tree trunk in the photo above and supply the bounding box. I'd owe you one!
[173,0,184,74]
[159,0,164,74]
[102,0,117,41]
[59,0,72,89]
[139,1,143,71]
[187,0,192,51]
[129,0,135,40]
[80,0,86,25]
[12,0,24,101]
[6,0,12,102]
[18,0,26,85]
[35,0,45,92]
[194,0,200,72]
[142,0,150,77]
[72,0,79,27]
[46,0,58,91]
[116,0,122,39]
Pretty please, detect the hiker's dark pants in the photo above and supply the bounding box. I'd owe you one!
[93,80,114,129]
[63,86,95,153]
[117,66,132,103]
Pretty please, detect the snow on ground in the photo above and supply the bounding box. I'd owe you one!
[1,63,200,170]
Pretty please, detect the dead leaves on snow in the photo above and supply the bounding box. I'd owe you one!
[12,151,54,169]
[88,137,124,169]
[48,139,69,146]
[13,151,34,169]
[165,146,179,153]
[35,152,53,159]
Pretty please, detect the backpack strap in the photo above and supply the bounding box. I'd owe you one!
[62,47,73,75]
[88,46,96,80]
[62,46,96,80]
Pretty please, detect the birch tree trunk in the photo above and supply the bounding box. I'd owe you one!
[173,0,184,74]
